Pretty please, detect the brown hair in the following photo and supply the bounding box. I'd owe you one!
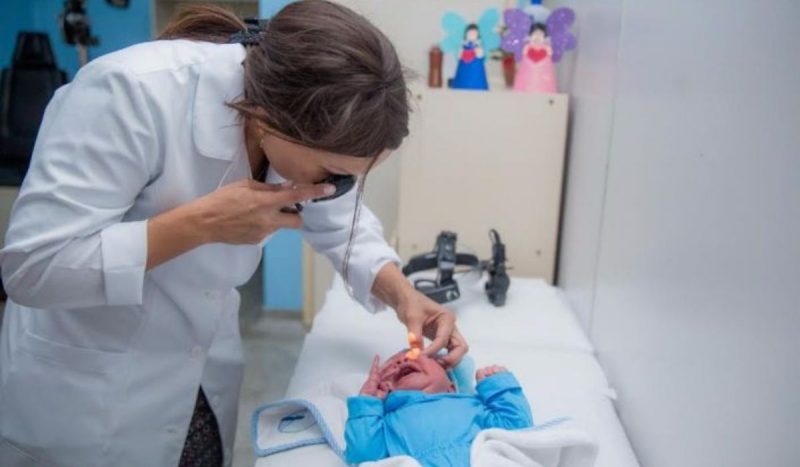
[160,1,410,287]
[159,0,410,158]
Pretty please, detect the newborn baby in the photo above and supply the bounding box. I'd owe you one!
[344,350,533,466]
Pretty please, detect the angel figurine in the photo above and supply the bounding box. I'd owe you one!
[441,9,500,91]
[502,7,576,94]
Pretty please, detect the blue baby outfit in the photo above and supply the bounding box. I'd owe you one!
[344,372,533,466]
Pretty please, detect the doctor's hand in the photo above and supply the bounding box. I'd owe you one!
[195,179,334,245]
[372,263,469,368]
[396,289,469,369]
[146,179,333,270]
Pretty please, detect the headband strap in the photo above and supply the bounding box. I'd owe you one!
[228,18,268,45]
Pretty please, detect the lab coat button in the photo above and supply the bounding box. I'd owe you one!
[204,290,219,300]
[212,395,220,407]
[191,346,203,361]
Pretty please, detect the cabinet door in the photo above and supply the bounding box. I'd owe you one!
[397,88,568,282]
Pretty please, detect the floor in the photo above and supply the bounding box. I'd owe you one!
[233,267,307,467]
[0,265,308,467]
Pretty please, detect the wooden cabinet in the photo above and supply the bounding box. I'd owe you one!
[396,88,568,282]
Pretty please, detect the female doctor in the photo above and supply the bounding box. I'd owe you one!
[0,2,468,466]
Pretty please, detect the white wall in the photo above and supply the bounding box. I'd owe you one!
[549,0,624,328]
[556,0,800,466]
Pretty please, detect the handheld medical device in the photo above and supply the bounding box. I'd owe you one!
[402,230,510,306]
[278,174,357,214]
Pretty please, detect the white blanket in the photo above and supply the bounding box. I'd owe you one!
[253,375,597,467]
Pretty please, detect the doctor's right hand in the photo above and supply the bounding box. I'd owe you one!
[146,179,334,270]
[196,179,334,244]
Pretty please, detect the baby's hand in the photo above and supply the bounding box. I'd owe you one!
[359,355,388,399]
[476,365,508,382]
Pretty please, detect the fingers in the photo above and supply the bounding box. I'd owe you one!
[421,309,455,358]
[475,365,507,382]
[360,356,383,397]
[246,179,298,191]
[245,179,335,206]
[438,327,469,368]
[270,183,336,206]
[377,382,390,400]
[370,355,381,377]
[274,211,303,230]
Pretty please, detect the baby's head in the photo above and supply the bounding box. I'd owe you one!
[379,350,455,394]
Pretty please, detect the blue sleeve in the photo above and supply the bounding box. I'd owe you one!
[476,372,534,430]
[344,396,389,464]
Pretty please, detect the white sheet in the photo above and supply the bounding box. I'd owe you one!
[311,276,594,353]
[255,277,639,467]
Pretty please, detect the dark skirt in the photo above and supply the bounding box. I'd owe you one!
[179,388,223,467]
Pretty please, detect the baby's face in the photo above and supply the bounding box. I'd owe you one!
[379,351,455,394]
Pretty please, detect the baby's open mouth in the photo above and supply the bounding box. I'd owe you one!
[395,363,420,382]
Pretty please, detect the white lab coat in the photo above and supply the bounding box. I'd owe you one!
[0,40,399,467]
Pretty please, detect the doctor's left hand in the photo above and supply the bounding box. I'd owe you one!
[372,262,469,368]
[396,289,468,368]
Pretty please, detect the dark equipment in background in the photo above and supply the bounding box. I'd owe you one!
[59,0,130,67]
[403,231,478,304]
[484,229,510,306]
[402,230,510,307]
[0,32,68,186]
[60,0,99,66]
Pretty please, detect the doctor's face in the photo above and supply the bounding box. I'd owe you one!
[259,131,390,184]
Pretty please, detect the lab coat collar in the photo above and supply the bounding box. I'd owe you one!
[192,44,248,161]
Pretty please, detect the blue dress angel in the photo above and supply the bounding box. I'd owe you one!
[441,9,500,91]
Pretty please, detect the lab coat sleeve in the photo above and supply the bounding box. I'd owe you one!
[0,59,157,309]
[344,396,389,464]
[300,188,401,313]
[477,372,534,430]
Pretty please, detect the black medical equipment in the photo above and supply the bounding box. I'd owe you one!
[228,18,269,46]
[0,32,67,186]
[484,229,510,306]
[59,0,129,67]
[60,0,98,66]
[402,229,510,307]
[279,174,357,214]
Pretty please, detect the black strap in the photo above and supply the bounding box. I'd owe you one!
[228,18,268,45]
[401,252,480,276]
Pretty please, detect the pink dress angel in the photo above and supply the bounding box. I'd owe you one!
[502,8,576,94]
[515,23,556,93]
